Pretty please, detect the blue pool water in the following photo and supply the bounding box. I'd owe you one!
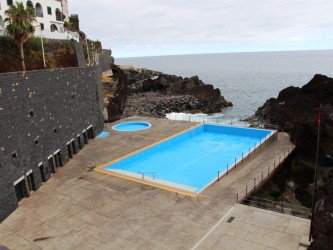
[104,124,273,192]
[96,131,110,138]
[112,121,152,131]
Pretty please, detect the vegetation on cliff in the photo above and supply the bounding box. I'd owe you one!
[0,36,79,72]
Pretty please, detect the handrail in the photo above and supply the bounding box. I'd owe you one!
[236,144,295,203]
[216,131,278,182]
[243,195,311,219]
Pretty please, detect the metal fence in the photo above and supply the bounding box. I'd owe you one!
[242,195,311,219]
[237,144,295,203]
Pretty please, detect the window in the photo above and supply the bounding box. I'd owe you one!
[7,0,13,6]
[55,8,62,21]
[50,24,58,32]
[35,3,43,17]
[26,1,33,8]
[47,6,51,15]
[40,23,44,30]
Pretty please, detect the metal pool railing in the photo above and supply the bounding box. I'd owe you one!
[236,144,296,203]
[167,115,249,127]
[215,131,279,182]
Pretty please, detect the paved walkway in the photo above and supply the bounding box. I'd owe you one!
[0,117,311,249]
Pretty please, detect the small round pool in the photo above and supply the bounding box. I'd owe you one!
[112,121,152,132]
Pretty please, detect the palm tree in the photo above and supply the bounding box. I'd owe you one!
[4,2,36,71]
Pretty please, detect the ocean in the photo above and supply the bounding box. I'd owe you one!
[116,50,333,122]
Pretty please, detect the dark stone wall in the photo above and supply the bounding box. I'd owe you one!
[0,66,104,222]
[75,42,86,67]
[99,49,114,72]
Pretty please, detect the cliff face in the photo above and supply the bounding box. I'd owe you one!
[253,74,333,249]
[104,65,128,121]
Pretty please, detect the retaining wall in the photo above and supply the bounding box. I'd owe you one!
[0,66,104,221]
[99,49,114,72]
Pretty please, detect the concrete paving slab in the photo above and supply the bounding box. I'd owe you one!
[0,117,311,249]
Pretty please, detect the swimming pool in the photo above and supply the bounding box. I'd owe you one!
[112,121,152,131]
[98,124,274,195]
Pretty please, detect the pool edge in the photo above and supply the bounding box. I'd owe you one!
[95,168,198,197]
[94,123,202,197]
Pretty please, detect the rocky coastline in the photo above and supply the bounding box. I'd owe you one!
[103,65,232,121]
[249,74,333,249]
[104,65,333,248]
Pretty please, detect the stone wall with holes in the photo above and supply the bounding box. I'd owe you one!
[0,66,104,222]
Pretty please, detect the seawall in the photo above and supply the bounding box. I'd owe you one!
[0,66,104,221]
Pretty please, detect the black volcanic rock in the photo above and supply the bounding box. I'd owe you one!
[252,74,333,249]
[105,65,128,121]
[120,66,232,117]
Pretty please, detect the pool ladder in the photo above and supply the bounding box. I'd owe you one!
[138,171,157,180]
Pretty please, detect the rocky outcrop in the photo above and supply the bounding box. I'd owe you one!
[250,74,333,249]
[123,93,203,118]
[122,67,232,117]
[104,65,232,120]
[103,65,128,121]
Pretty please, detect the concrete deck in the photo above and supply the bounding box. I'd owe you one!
[0,117,311,250]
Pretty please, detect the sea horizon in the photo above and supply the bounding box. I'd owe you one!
[116,49,333,60]
[117,50,333,122]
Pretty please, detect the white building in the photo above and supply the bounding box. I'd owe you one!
[0,0,78,41]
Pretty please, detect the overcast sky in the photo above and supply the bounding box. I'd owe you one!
[68,0,333,58]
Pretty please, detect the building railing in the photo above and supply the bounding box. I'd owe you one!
[236,144,295,203]
[34,29,79,42]
[242,195,311,219]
